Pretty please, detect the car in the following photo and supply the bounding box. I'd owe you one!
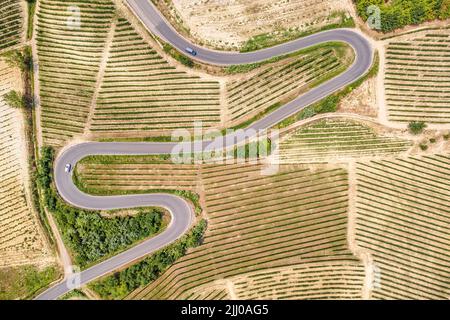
[185,47,197,56]
[65,164,72,173]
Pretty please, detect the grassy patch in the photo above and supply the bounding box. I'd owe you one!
[0,265,60,299]
[163,43,194,67]
[26,0,36,40]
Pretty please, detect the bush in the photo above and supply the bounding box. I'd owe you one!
[408,121,427,135]
[2,90,26,109]
[419,143,428,151]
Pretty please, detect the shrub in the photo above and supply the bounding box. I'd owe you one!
[419,143,428,151]
[408,121,427,135]
[2,90,26,109]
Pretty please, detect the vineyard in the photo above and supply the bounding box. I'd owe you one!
[385,30,450,124]
[36,0,115,147]
[75,155,199,194]
[130,163,363,299]
[162,0,352,50]
[35,1,354,144]
[91,18,221,138]
[0,61,53,268]
[0,0,24,51]
[225,45,351,126]
[278,119,411,163]
[76,158,364,299]
[355,155,450,299]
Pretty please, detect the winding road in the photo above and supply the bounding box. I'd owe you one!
[35,0,373,300]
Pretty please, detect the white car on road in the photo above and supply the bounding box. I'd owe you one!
[65,164,72,173]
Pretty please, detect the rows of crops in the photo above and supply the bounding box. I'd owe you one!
[355,155,450,299]
[113,163,363,299]
[184,285,230,300]
[230,262,364,299]
[36,0,115,147]
[226,47,346,125]
[0,62,51,267]
[91,18,221,138]
[278,119,411,163]
[0,0,23,51]
[385,31,450,124]
[75,155,199,194]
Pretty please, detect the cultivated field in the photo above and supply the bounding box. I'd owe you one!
[75,155,199,194]
[0,0,24,51]
[91,18,221,138]
[76,159,365,299]
[131,163,363,299]
[36,0,115,147]
[0,61,53,268]
[385,29,450,124]
[355,155,450,299]
[36,1,353,143]
[159,0,352,50]
[225,45,352,126]
[278,119,411,163]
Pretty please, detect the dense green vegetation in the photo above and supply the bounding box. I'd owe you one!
[408,121,427,135]
[355,0,450,32]
[90,219,207,300]
[0,265,60,299]
[36,147,168,268]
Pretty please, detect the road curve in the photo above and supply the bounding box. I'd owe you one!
[36,0,373,300]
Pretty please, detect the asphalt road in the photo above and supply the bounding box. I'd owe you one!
[35,0,373,300]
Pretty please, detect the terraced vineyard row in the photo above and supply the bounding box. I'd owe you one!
[75,155,199,194]
[116,163,362,299]
[0,61,52,267]
[226,46,350,125]
[76,159,363,299]
[355,155,450,299]
[0,0,23,51]
[278,119,411,163]
[36,0,115,147]
[91,18,221,137]
[385,31,450,124]
[230,262,364,299]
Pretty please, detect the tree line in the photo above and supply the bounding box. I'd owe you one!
[355,0,450,32]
